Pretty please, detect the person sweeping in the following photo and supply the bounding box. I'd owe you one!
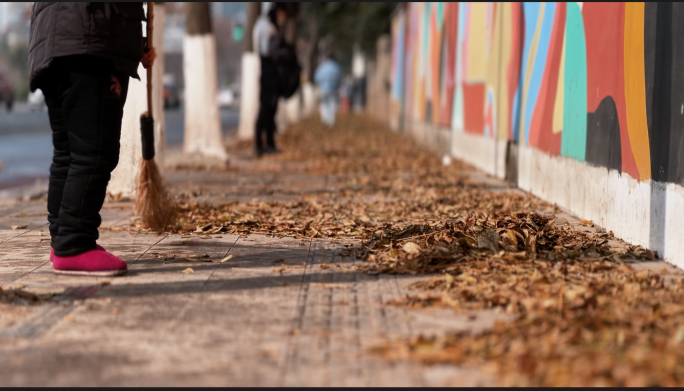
[28,2,155,276]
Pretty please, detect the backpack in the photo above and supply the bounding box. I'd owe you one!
[268,36,301,99]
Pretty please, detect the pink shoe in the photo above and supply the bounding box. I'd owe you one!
[50,245,106,263]
[51,247,127,277]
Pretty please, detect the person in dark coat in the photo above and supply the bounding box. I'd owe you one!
[28,2,155,276]
[252,3,288,156]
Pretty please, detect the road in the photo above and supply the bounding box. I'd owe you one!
[0,103,239,190]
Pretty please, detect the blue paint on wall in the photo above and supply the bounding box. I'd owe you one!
[522,2,556,145]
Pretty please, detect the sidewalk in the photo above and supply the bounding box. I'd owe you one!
[1,114,682,386]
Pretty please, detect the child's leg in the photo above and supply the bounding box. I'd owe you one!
[46,59,129,257]
[43,79,71,241]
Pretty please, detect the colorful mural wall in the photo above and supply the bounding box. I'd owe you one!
[390,2,684,184]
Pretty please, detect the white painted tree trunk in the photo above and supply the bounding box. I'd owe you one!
[108,64,147,199]
[108,4,166,198]
[302,82,317,117]
[238,52,260,140]
[182,34,227,160]
[152,4,166,172]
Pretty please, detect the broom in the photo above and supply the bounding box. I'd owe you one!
[135,2,176,231]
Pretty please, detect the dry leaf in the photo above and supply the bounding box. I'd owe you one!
[477,228,499,252]
[123,114,684,387]
[402,242,421,254]
[318,283,347,289]
[181,268,194,274]
[11,225,27,230]
[218,254,234,263]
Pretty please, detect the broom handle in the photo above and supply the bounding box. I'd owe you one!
[146,2,154,115]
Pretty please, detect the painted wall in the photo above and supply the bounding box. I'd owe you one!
[390,2,684,268]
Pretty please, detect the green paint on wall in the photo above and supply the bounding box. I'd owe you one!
[437,2,445,29]
[561,2,587,161]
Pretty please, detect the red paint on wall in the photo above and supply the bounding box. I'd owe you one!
[507,2,523,140]
[442,2,459,126]
[429,8,441,124]
[583,3,637,178]
[529,2,566,155]
[463,83,486,134]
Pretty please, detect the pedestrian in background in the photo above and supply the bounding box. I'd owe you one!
[28,2,155,276]
[340,75,353,114]
[314,52,342,128]
[252,3,288,156]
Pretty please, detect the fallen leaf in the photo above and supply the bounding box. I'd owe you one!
[477,228,499,252]
[402,242,421,254]
[11,225,27,230]
[217,254,234,263]
[318,283,347,289]
[181,268,194,274]
[635,269,650,281]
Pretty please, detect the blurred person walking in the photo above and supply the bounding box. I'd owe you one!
[28,2,155,276]
[252,3,288,156]
[314,53,342,128]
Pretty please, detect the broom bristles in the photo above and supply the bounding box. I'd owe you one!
[135,159,176,231]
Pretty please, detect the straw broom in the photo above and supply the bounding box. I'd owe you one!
[135,2,176,231]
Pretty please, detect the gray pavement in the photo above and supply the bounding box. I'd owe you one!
[0,137,679,387]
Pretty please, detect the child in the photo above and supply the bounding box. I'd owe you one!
[28,3,155,276]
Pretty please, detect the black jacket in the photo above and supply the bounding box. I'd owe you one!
[28,2,145,91]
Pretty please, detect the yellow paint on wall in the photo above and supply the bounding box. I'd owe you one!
[519,2,545,144]
[497,3,512,140]
[552,28,566,134]
[466,2,489,82]
[623,2,651,180]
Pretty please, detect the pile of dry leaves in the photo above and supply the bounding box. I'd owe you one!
[366,212,684,386]
[152,114,684,386]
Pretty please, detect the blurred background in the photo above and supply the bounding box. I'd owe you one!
[0,2,396,193]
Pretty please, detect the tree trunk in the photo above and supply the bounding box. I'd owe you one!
[183,2,227,160]
[110,3,167,197]
[244,2,261,52]
[185,2,212,35]
[306,16,318,84]
[152,3,166,170]
[283,3,299,44]
[237,2,262,140]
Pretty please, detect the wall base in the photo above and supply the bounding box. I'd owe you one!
[403,121,684,269]
[518,144,684,269]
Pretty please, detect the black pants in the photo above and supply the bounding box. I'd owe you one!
[41,55,130,256]
[255,57,279,151]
